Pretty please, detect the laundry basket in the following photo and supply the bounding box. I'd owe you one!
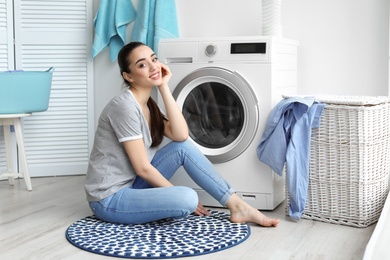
[285,95,390,227]
[0,67,54,114]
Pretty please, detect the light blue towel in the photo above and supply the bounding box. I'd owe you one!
[131,0,154,48]
[92,0,136,61]
[131,0,179,54]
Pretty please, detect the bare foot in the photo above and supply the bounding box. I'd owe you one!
[230,206,280,227]
[226,194,280,227]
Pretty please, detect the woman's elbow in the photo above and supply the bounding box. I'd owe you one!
[175,131,189,142]
[168,128,189,142]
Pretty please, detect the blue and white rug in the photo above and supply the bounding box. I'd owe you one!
[65,210,251,259]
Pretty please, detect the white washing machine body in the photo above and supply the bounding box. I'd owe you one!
[158,36,298,210]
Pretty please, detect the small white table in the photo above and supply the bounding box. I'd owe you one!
[0,113,32,191]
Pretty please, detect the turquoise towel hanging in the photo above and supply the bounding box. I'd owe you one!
[131,0,179,54]
[92,0,136,61]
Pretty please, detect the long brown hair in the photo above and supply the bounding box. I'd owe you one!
[118,42,167,147]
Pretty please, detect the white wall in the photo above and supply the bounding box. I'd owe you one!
[175,0,262,38]
[282,0,389,96]
[93,0,389,126]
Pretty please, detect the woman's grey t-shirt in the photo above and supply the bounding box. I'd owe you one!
[85,89,157,202]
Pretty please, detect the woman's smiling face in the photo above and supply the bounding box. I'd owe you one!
[126,45,162,88]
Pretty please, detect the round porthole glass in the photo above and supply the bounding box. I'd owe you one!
[182,82,244,149]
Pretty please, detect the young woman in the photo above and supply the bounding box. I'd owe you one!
[85,42,280,227]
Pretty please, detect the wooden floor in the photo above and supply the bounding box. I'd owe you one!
[0,176,375,260]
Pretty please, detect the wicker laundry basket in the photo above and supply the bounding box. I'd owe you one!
[285,95,390,227]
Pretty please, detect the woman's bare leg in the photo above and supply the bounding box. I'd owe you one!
[226,193,280,227]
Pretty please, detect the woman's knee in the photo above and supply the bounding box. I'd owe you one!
[175,186,198,213]
[169,139,195,151]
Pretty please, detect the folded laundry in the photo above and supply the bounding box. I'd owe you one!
[257,97,325,221]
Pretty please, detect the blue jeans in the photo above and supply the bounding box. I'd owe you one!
[89,139,234,224]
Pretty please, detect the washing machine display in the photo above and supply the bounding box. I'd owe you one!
[158,37,298,210]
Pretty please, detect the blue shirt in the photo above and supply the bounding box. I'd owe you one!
[257,97,325,220]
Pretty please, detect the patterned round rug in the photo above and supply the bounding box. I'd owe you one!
[66,210,251,259]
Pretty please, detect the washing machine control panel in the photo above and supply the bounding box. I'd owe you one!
[159,37,300,63]
[199,39,271,62]
[204,42,267,58]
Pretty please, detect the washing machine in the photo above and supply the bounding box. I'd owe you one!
[158,36,298,210]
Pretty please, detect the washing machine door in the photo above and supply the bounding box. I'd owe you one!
[173,67,259,163]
